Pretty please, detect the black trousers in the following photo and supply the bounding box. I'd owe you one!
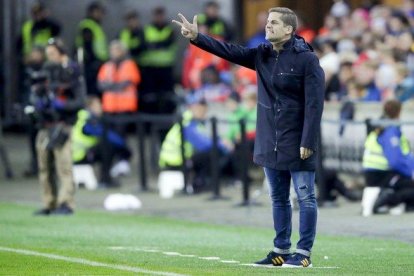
[365,170,414,207]
[75,141,131,184]
[164,150,231,192]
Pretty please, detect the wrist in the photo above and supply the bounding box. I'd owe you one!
[190,32,199,42]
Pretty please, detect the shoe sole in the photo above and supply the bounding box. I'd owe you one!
[282,264,313,268]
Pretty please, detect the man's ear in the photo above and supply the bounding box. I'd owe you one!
[285,25,293,35]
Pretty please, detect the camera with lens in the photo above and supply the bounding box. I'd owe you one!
[30,70,50,98]
[26,70,57,122]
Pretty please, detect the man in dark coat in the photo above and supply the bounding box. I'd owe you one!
[173,7,324,268]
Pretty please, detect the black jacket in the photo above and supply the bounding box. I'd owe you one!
[32,60,85,126]
[191,34,325,170]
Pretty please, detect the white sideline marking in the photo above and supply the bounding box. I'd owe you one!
[220,260,240,264]
[0,246,186,276]
[198,256,220,260]
[107,247,339,269]
[109,246,160,253]
[163,252,182,256]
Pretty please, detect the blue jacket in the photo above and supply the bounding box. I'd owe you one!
[82,114,126,148]
[378,126,414,178]
[184,120,227,153]
[191,34,325,170]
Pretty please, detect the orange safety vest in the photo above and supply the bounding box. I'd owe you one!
[98,59,141,113]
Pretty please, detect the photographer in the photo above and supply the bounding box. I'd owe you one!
[30,38,85,215]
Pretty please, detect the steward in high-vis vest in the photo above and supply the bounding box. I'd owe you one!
[20,3,61,58]
[97,40,141,113]
[139,6,177,102]
[71,97,132,186]
[197,1,232,41]
[72,109,99,164]
[72,98,131,165]
[119,11,146,66]
[159,96,229,192]
[158,110,195,168]
[76,2,108,96]
[362,99,414,213]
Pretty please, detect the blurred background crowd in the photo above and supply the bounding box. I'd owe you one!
[1,0,414,215]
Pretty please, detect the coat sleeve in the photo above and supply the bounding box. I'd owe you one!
[300,54,325,151]
[378,127,414,178]
[190,33,257,70]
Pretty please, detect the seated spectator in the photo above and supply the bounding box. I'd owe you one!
[182,25,230,90]
[395,62,414,102]
[223,88,257,182]
[232,65,257,95]
[316,39,341,101]
[362,99,414,214]
[72,97,132,181]
[159,94,229,192]
[246,11,268,48]
[336,61,354,101]
[353,61,381,101]
[296,15,316,43]
[193,65,232,103]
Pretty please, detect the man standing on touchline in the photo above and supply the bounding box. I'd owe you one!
[173,7,324,268]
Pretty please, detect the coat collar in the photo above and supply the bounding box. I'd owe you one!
[262,34,313,57]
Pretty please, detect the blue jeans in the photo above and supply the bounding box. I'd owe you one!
[264,168,317,256]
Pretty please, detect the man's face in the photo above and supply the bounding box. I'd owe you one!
[153,13,166,25]
[32,10,46,22]
[110,45,125,60]
[45,45,62,64]
[206,5,219,19]
[190,104,208,119]
[89,99,103,117]
[127,17,139,29]
[265,12,292,43]
[93,9,105,21]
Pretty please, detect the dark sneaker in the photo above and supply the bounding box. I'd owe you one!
[255,251,290,266]
[373,188,394,214]
[51,203,74,215]
[33,208,53,216]
[282,253,312,268]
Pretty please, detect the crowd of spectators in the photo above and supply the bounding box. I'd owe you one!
[312,0,414,103]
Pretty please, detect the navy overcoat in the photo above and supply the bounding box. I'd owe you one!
[191,34,325,171]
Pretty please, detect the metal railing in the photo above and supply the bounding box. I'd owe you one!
[100,112,256,205]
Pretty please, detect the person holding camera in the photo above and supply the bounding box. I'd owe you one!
[31,38,85,215]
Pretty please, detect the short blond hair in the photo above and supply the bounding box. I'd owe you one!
[268,7,297,33]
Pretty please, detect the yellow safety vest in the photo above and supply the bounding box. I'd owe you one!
[72,110,99,163]
[362,130,411,171]
[159,111,196,168]
[22,20,53,56]
[120,28,142,50]
[139,24,177,67]
[197,14,226,37]
[76,18,108,61]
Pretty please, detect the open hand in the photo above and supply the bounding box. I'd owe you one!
[172,13,198,40]
[300,147,313,160]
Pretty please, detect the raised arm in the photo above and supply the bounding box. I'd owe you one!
[172,13,257,70]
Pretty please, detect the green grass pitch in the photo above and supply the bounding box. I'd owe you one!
[0,202,413,275]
